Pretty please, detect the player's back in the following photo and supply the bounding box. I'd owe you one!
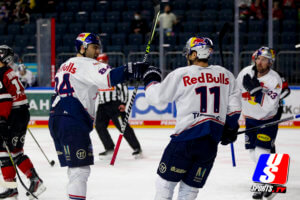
[55,56,111,117]
[145,64,239,141]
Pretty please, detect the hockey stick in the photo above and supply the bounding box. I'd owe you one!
[110,0,160,165]
[27,129,55,167]
[218,22,236,167]
[2,140,38,199]
[237,114,300,135]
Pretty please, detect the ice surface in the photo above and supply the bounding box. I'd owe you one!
[1,128,299,200]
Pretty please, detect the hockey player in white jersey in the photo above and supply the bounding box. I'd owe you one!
[236,47,282,200]
[48,33,149,200]
[142,37,241,200]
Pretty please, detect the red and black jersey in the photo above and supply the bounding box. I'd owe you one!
[0,66,28,119]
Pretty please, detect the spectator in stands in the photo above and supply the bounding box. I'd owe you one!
[283,0,296,8]
[273,1,284,20]
[158,4,177,33]
[239,0,252,20]
[249,0,267,20]
[0,4,9,22]
[15,4,30,24]
[130,11,148,34]
[16,63,35,88]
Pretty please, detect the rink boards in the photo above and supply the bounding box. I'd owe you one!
[25,86,300,128]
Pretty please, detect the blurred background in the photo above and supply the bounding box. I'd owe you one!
[0,0,299,86]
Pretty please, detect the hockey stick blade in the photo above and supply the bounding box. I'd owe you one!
[238,114,300,135]
[110,0,160,166]
[0,180,17,188]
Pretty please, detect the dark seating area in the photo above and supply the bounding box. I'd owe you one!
[0,0,298,57]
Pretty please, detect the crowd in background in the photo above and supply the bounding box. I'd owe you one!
[0,0,299,88]
[239,0,300,21]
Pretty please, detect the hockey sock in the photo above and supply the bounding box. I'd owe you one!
[249,147,271,163]
[1,165,16,182]
[67,166,90,200]
[0,157,16,181]
[154,176,177,200]
[177,181,199,200]
[15,154,34,178]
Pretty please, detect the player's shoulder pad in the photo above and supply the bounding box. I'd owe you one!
[268,69,283,85]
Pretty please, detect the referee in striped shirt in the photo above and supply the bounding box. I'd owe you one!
[95,54,142,158]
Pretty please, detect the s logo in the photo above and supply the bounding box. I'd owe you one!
[253,154,290,185]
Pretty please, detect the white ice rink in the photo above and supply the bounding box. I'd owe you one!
[2,128,299,200]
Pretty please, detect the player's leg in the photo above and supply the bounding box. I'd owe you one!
[9,106,46,198]
[245,119,265,199]
[246,118,278,200]
[254,123,279,200]
[180,135,218,200]
[0,155,18,199]
[95,104,115,155]
[154,176,177,200]
[61,116,93,199]
[177,181,199,200]
[67,166,90,200]
[155,140,192,199]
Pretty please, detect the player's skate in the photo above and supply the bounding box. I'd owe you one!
[0,188,18,200]
[26,169,46,200]
[132,148,143,159]
[252,191,263,200]
[263,188,277,200]
[99,149,114,160]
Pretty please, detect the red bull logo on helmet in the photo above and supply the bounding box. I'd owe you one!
[190,37,207,48]
[76,33,90,42]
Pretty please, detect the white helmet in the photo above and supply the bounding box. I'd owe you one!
[255,46,276,64]
[183,37,213,59]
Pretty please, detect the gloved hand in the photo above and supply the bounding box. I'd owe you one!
[0,116,9,143]
[242,74,262,96]
[221,123,238,145]
[143,66,162,87]
[124,62,150,82]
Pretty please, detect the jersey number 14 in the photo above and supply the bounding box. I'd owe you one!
[55,74,74,96]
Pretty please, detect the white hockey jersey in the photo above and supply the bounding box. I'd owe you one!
[236,65,282,120]
[54,57,111,118]
[145,65,241,142]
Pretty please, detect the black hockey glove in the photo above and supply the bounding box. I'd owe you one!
[221,123,238,145]
[124,62,150,82]
[143,66,162,87]
[0,116,9,143]
[242,74,262,96]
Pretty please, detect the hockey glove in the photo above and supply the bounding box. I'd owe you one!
[0,116,9,143]
[143,66,162,88]
[221,123,238,145]
[242,74,262,96]
[124,62,150,82]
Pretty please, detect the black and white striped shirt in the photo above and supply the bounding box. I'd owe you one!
[98,83,129,104]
